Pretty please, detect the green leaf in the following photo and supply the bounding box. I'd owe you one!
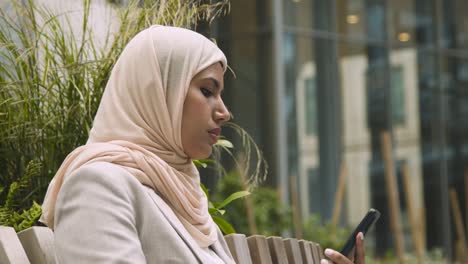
[212,215,236,234]
[208,207,218,215]
[201,183,209,200]
[216,191,250,210]
[208,207,225,216]
[215,139,233,148]
[193,160,208,168]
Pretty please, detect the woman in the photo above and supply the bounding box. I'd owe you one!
[40,25,364,263]
[40,25,233,263]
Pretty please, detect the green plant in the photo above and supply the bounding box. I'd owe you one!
[0,0,231,231]
[302,214,350,251]
[205,122,268,188]
[197,135,267,234]
[213,170,291,236]
[201,183,250,234]
[0,160,43,231]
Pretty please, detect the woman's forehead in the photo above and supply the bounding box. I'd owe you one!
[194,62,224,80]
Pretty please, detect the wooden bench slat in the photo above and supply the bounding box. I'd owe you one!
[298,240,314,263]
[266,236,288,264]
[316,243,325,259]
[283,238,303,264]
[308,242,321,263]
[224,233,253,264]
[247,235,272,264]
[0,226,31,264]
[17,227,56,264]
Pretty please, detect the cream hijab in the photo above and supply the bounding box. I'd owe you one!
[40,25,227,248]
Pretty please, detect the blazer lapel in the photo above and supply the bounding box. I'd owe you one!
[210,230,236,264]
[146,189,211,263]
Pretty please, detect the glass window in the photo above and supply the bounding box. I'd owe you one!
[339,42,371,223]
[284,33,319,217]
[304,78,317,136]
[336,0,368,40]
[339,39,426,252]
[364,0,387,42]
[216,35,272,144]
[442,0,468,49]
[389,44,418,135]
[441,56,468,182]
[213,0,274,186]
[391,65,406,126]
[307,167,320,213]
[221,0,267,34]
[389,0,417,47]
[336,0,385,41]
[283,0,314,29]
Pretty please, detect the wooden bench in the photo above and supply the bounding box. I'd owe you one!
[0,226,324,263]
[224,234,325,264]
[1,226,57,264]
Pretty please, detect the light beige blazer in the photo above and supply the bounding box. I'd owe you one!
[53,162,234,263]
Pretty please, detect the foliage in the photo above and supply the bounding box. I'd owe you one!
[212,123,268,187]
[201,183,250,235]
[363,248,447,263]
[212,170,291,236]
[0,160,42,231]
[302,214,350,251]
[0,0,229,231]
[197,129,268,234]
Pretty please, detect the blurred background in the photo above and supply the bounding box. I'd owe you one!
[206,0,468,262]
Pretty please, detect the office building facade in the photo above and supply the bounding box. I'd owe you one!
[214,0,468,257]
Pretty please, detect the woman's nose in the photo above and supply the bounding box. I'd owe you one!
[215,99,231,124]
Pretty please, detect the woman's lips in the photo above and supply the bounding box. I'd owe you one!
[208,128,221,136]
[208,128,221,143]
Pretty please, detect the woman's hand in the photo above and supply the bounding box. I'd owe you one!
[320,232,365,264]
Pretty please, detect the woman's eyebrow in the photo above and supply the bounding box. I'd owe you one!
[206,77,222,91]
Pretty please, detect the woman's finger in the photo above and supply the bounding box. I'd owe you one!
[322,248,353,264]
[355,232,365,264]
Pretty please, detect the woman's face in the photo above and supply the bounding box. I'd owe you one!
[181,62,230,160]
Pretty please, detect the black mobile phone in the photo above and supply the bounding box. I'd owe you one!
[340,208,381,257]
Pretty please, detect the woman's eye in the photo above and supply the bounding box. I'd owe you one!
[200,87,213,97]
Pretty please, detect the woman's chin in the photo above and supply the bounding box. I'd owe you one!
[189,147,212,160]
